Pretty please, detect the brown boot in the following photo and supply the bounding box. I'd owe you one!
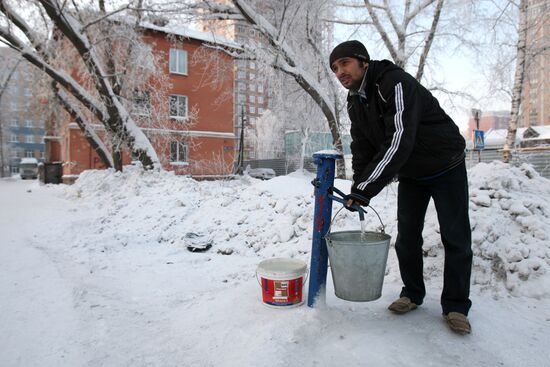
[388,297,418,314]
[444,312,471,334]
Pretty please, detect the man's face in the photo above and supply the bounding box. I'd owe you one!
[331,57,368,90]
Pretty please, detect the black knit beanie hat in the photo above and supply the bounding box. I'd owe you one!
[329,40,370,67]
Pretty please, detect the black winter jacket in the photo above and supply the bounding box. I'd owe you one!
[348,60,465,201]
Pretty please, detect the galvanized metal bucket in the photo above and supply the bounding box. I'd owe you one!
[326,230,391,302]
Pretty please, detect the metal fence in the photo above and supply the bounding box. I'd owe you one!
[466,149,550,179]
[245,149,550,180]
[243,157,316,176]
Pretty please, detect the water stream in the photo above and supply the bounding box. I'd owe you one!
[360,220,367,239]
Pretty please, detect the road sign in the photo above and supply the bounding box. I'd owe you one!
[474,129,485,150]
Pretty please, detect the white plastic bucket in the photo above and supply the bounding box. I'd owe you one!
[256,258,308,308]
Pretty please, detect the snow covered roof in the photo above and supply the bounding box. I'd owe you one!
[139,22,241,50]
[472,125,550,149]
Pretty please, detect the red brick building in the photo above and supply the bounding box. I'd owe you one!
[46,23,237,182]
[466,111,510,141]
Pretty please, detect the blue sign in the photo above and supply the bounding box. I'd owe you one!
[474,130,485,150]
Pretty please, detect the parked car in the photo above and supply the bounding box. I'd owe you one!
[19,157,39,180]
[246,167,276,180]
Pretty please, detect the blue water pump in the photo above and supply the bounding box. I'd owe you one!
[307,152,368,307]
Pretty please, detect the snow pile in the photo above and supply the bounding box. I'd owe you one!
[468,162,550,297]
[64,161,550,299]
[67,167,320,260]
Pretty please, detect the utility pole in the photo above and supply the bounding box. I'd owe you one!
[234,105,246,175]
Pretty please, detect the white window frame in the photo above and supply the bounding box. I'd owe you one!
[169,95,188,119]
[10,134,18,143]
[25,119,33,128]
[10,119,18,127]
[10,166,19,174]
[250,105,256,114]
[170,141,189,163]
[257,96,264,104]
[169,48,188,75]
[26,150,33,158]
[258,84,264,93]
[26,135,34,143]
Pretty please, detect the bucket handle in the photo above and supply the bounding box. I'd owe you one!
[327,186,386,234]
[324,202,386,239]
[255,269,309,288]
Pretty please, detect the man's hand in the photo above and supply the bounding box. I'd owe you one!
[344,198,358,212]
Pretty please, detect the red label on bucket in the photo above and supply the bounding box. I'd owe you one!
[261,277,303,307]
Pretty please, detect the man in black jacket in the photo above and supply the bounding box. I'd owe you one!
[329,40,473,334]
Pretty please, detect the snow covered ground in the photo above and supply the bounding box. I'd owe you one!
[1,161,550,367]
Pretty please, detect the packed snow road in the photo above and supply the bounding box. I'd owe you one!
[0,179,85,365]
[1,168,550,367]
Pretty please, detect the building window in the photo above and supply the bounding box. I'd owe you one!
[250,61,256,69]
[11,166,19,174]
[249,95,255,103]
[249,83,255,92]
[169,95,188,119]
[25,119,33,128]
[250,106,256,114]
[132,90,151,116]
[40,151,45,159]
[169,48,188,75]
[258,84,264,93]
[237,71,245,80]
[258,107,264,114]
[10,134,18,143]
[26,150,33,158]
[238,82,245,91]
[237,93,246,103]
[26,135,34,143]
[10,119,18,127]
[170,141,188,162]
[257,96,264,104]
[249,72,255,80]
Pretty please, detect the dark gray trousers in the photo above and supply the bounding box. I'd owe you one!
[396,161,472,315]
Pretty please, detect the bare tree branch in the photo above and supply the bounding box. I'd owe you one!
[416,0,444,81]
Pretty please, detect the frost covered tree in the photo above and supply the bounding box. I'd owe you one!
[329,0,453,82]
[501,0,548,162]
[182,0,348,177]
[0,0,168,170]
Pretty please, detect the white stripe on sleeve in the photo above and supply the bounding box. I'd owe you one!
[356,82,404,191]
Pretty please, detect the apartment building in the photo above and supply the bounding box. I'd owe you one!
[47,22,237,182]
[466,111,510,140]
[0,47,45,177]
[521,0,549,127]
